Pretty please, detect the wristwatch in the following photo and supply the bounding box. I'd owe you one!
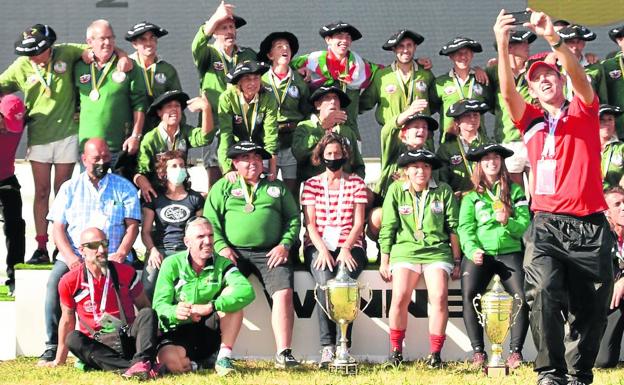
[281,243,291,251]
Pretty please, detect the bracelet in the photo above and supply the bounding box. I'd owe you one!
[550,38,563,50]
[130,133,142,140]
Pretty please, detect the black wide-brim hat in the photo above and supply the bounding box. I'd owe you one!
[226,60,270,84]
[609,26,624,42]
[257,31,299,63]
[147,90,190,117]
[446,99,489,118]
[382,29,425,50]
[466,143,514,161]
[397,149,443,169]
[439,36,482,56]
[227,141,272,160]
[319,21,362,41]
[599,104,624,117]
[125,21,168,42]
[494,30,537,51]
[402,113,438,131]
[309,86,351,108]
[14,24,56,56]
[558,25,596,41]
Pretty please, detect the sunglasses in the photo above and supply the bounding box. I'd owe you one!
[82,239,109,250]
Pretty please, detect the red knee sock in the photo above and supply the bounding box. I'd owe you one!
[35,234,48,250]
[429,334,446,353]
[390,328,406,351]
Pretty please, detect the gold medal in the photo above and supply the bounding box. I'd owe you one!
[44,88,52,97]
[89,89,100,101]
[414,229,424,241]
[244,203,255,213]
[492,200,504,212]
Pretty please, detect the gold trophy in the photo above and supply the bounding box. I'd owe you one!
[473,275,522,377]
[314,263,371,375]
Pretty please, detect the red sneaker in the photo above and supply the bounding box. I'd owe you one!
[506,352,523,369]
[122,361,151,380]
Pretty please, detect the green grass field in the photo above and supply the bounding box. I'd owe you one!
[1,358,624,385]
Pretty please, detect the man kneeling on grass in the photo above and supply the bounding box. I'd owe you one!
[152,216,255,376]
[45,227,160,380]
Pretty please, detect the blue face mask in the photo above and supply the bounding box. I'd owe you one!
[166,167,187,186]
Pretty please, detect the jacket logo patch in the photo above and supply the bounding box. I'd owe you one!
[473,83,483,96]
[450,154,463,165]
[385,84,397,94]
[430,200,444,214]
[53,61,67,74]
[154,73,167,84]
[231,188,244,197]
[609,70,622,79]
[415,80,427,92]
[444,85,456,95]
[234,115,243,125]
[287,85,299,98]
[398,205,412,215]
[79,74,91,84]
[267,186,281,198]
[213,61,224,71]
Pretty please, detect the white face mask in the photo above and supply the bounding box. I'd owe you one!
[166,167,187,186]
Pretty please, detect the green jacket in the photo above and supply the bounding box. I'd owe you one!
[486,64,533,143]
[602,139,624,190]
[217,87,279,172]
[458,183,530,260]
[191,25,256,121]
[0,43,86,146]
[584,62,608,109]
[379,179,459,264]
[603,56,624,139]
[430,70,493,141]
[152,250,255,332]
[359,61,435,126]
[437,134,487,193]
[261,70,312,149]
[136,123,215,179]
[203,177,300,253]
[292,116,365,182]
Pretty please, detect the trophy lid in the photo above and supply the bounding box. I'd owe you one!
[326,262,359,287]
[480,275,514,307]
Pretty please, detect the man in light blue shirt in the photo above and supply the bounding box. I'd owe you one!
[36,137,140,366]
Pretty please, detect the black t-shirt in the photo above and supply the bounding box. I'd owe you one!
[143,189,205,249]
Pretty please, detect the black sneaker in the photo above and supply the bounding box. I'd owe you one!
[37,347,56,364]
[26,249,50,264]
[52,248,59,262]
[385,349,403,367]
[426,352,442,369]
[275,349,299,369]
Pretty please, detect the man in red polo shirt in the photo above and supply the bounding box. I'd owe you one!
[495,9,613,385]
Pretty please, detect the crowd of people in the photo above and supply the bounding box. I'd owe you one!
[1,2,624,384]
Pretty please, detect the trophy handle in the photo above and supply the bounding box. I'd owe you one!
[313,283,333,320]
[472,293,485,327]
[510,293,523,327]
[358,283,373,313]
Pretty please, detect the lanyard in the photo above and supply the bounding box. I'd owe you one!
[90,55,117,95]
[452,70,475,99]
[238,92,259,137]
[323,175,345,226]
[268,70,293,112]
[86,268,110,323]
[542,110,563,159]
[456,136,474,176]
[410,187,429,231]
[239,176,258,206]
[602,144,615,178]
[137,55,155,97]
[30,52,53,96]
[216,48,237,77]
[392,61,416,107]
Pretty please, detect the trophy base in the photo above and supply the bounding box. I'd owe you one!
[329,362,358,375]
[485,365,509,377]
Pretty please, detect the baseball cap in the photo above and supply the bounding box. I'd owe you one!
[0,95,26,134]
[526,60,561,81]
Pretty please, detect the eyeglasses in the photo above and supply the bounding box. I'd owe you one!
[82,239,109,250]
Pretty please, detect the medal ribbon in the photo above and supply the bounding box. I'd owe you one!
[392,61,416,107]
[323,175,345,226]
[452,70,475,99]
[90,54,117,96]
[238,92,259,137]
[602,143,615,178]
[485,183,501,204]
[137,55,155,97]
[411,187,429,231]
[86,268,110,324]
[216,48,238,77]
[30,56,53,95]
[456,136,474,176]
[268,70,293,111]
[239,176,258,208]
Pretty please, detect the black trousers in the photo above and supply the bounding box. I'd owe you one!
[0,175,25,281]
[595,295,624,368]
[67,308,158,371]
[460,252,529,354]
[523,212,614,385]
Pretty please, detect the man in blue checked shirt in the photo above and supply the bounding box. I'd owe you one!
[36,137,141,366]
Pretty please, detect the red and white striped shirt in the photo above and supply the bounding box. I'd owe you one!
[301,173,368,248]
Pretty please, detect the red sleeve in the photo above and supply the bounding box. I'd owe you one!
[511,101,542,135]
[300,178,318,206]
[352,177,368,204]
[114,262,144,299]
[58,273,76,310]
[570,92,599,118]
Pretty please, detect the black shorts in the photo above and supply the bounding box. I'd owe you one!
[234,247,294,296]
[159,313,221,363]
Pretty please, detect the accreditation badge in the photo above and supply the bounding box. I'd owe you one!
[53,61,67,74]
[154,73,167,84]
[112,71,126,83]
[535,159,556,195]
